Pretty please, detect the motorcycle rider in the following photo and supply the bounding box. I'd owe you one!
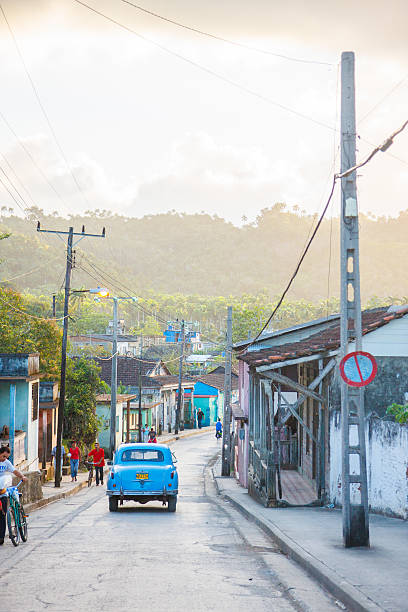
[215,418,222,439]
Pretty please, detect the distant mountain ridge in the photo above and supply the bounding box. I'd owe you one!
[1,206,407,301]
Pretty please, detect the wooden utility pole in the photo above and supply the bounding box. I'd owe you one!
[222,306,232,476]
[53,226,72,487]
[37,224,105,486]
[175,320,185,435]
[340,51,369,547]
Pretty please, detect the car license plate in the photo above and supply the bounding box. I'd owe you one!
[136,473,148,480]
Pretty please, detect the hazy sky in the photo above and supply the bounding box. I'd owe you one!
[0,0,406,224]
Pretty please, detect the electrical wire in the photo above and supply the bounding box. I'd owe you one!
[74,256,223,345]
[119,0,334,67]
[358,72,408,126]
[0,294,68,321]
[0,3,90,209]
[238,118,408,354]
[0,109,72,213]
[72,0,336,133]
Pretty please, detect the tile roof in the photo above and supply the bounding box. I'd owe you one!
[93,357,166,388]
[96,393,138,403]
[151,374,195,387]
[195,373,239,392]
[239,306,408,367]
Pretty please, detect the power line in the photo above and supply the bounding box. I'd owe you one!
[72,0,336,133]
[0,109,72,212]
[358,72,408,125]
[0,294,68,321]
[238,118,408,353]
[0,3,90,208]
[75,255,222,345]
[119,0,334,67]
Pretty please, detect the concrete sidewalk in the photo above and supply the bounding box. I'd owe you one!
[26,427,215,514]
[213,466,408,612]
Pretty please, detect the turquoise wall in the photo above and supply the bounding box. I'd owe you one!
[0,380,30,454]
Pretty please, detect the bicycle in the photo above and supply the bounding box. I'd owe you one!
[5,480,28,547]
[85,460,96,487]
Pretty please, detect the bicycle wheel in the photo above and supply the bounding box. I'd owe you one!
[7,505,20,547]
[87,469,93,487]
[18,503,28,542]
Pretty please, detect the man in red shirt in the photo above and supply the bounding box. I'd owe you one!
[88,442,105,486]
[69,441,81,482]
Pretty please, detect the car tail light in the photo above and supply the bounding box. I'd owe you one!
[170,471,175,479]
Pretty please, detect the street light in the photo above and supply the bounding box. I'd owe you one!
[95,292,137,457]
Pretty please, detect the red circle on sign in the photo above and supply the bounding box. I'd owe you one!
[339,351,377,387]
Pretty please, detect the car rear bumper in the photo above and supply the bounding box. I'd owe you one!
[106,490,178,496]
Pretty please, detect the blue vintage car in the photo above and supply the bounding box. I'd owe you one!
[106,443,179,512]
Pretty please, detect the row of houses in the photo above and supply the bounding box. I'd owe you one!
[94,359,239,447]
[0,352,238,472]
[230,305,408,519]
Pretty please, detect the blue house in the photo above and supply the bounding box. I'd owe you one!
[0,353,40,470]
[192,373,239,427]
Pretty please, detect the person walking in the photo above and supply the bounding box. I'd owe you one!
[68,441,80,482]
[143,424,150,443]
[148,427,157,443]
[0,446,27,545]
[88,442,105,486]
[197,408,204,429]
[51,443,65,474]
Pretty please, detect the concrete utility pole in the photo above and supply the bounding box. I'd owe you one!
[340,51,370,547]
[110,297,118,455]
[175,320,185,435]
[138,335,143,442]
[222,306,232,476]
[37,223,105,487]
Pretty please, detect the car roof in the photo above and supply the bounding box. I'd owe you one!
[117,443,170,451]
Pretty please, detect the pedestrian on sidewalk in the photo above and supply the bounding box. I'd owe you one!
[197,408,204,429]
[88,442,105,486]
[51,443,66,473]
[68,441,80,482]
[148,428,157,443]
[143,423,150,443]
[0,446,27,546]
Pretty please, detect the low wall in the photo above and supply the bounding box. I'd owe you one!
[329,412,408,519]
[12,470,43,504]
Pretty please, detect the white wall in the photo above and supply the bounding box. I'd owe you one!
[329,414,408,519]
[348,314,408,357]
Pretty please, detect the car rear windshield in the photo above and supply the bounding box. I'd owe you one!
[121,449,164,462]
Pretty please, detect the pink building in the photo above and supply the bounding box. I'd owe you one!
[232,360,249,487]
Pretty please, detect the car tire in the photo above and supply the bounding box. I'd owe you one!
[109,497,118,512]
[168,496,177,513]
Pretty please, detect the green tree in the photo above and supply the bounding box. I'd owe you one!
[0,287,62,377]
[64,358,103,445]
[386,403,408,424]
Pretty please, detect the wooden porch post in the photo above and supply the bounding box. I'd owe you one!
[264,381,276,505]
[317,359,326,501]
[126,400,130,443]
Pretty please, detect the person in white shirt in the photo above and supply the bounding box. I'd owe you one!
[0,445,27,545]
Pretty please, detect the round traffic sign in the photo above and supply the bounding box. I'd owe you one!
[339,351,377,387]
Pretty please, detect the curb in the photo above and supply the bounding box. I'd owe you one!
[25,467,110,514]
[25,479,89,513]
[159,427,215,446]
[213,476,383,612]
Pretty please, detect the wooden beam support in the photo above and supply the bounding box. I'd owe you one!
[259,370,325,404]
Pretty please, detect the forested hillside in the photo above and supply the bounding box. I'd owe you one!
[1,205,407,303]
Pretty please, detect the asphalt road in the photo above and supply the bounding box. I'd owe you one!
[1,433,344,611]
